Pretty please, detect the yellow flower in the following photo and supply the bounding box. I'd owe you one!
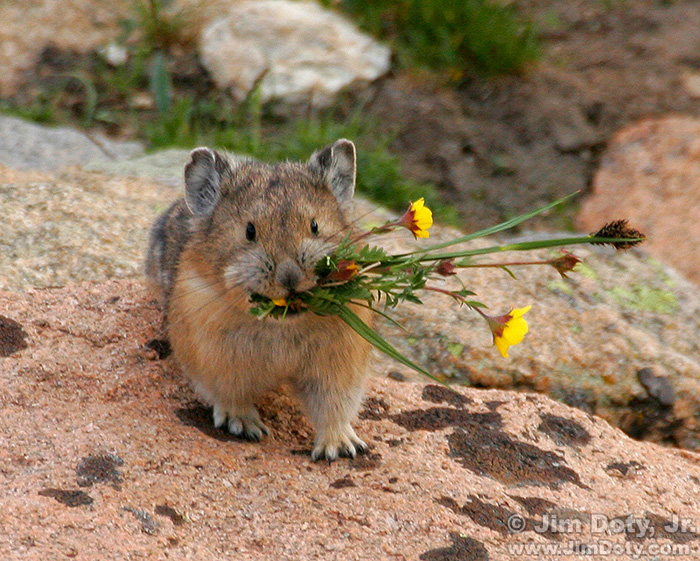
[399,197,433,239]
[272,298,288,307]
[489,305,532,358]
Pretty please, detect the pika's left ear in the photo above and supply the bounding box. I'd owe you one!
[308,139,356,205]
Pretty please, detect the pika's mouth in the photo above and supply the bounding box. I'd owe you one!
[249,292,308,318]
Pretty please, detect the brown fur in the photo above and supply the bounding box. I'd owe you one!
[146,141,373,460]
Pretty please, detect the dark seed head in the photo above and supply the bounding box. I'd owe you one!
[590,220,645,250]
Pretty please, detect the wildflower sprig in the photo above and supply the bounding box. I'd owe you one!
[249,194,645,381]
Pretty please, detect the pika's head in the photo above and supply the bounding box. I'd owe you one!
[184,139,357,300]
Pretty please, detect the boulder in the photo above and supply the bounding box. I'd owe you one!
[199,0,391,109]
[578,116,700,287]
[0,115,143,172]
[2,279,700,560]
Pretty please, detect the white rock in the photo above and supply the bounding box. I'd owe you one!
[199,0,391,109]
[101,41,129,67]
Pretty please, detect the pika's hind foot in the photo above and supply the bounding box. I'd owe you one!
[311,424,367,462]
[213,404,269,441]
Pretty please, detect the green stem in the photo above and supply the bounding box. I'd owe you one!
[388,236,643,264]
[394,192,579,257]
[334,304,444,385]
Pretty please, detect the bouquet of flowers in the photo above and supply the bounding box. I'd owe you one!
[250,194,644,382]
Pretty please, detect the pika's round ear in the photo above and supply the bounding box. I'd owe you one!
[308,139,356,205]
[184,147,230,215]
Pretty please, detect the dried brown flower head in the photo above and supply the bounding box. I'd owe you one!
[590,220,645,250]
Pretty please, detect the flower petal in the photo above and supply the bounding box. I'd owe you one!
[502,317,528,345]
[495,335,510,358]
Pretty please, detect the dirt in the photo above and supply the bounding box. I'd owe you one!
[369,0,700,230]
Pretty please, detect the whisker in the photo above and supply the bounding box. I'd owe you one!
[320,204,383,244]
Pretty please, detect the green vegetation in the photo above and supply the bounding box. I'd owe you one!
[608,284,679,314]
[214,107,460,224]
[322,0,540,76]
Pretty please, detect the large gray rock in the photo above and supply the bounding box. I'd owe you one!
[0,115,143,172]
[84,148,248,186]
[199,0,391,109]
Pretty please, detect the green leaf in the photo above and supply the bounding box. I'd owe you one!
[150,51,172,115]
[501,266,517,279]
[334,304,444,384]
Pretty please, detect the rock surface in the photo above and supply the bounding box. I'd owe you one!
[2,279,700,560]
[0,115,143,172]
[0,0,129,97]
[578,116,700,287]
[199,0,391,109]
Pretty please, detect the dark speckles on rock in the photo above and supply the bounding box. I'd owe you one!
[485,400,505,412]
[605,460,646,478]
[422,385,472,408]
[155,504,186,526]
[0,315,28,356]
[447,426,584,488]
[143,338,172,360]
[437,495,516,535]
[509,495,557,516]
[616,512,699,544]
[38,488,93,507]
[391,408,502,432]
[358,396,390,420]
[76,453,124,490]
[330,475,357,489]
[349,452,382,471]
[419,532,489,561]
[123,507,159,535]
[538,413,591,447]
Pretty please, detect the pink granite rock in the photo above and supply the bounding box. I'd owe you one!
[2,280,700,560]
[579,116,700,286]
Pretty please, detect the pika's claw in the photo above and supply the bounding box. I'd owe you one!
[213,405,227,429]
[227,416,269,441]
[212,405,269,441]
[311,425,367,462]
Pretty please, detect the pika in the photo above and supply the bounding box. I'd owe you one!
[145,139,373,461]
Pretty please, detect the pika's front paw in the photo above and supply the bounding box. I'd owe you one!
[311,425,367,462]
[213,405,269,442]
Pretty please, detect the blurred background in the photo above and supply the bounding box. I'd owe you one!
[4,0,700,233]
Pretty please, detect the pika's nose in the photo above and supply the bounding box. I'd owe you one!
[276,260,303,292]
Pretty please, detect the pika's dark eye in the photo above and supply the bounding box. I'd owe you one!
[246,222,256,241]
[310,218,319,235]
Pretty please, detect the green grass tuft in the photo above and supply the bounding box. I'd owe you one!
[324,0,540,76]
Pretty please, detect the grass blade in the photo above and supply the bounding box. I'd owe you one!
[335,305,444,384]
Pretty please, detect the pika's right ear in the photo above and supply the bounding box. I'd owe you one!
[184,147,230,215]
